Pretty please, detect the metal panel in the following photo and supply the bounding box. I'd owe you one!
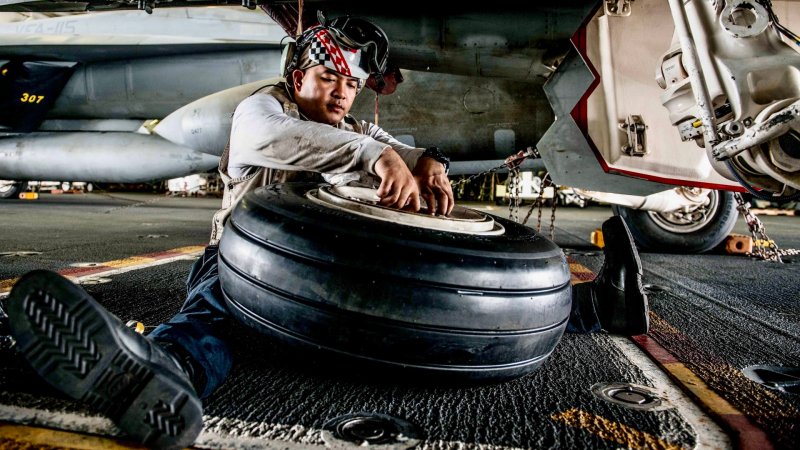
[538,47,672,195]
[49,50,281,119]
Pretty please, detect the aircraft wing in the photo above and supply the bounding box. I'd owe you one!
[0,0,221,13]
[0,5,284,62]
[0,5,287,182]
[1,3,600,184]
[2,1,595,81]
[2,1,798,201]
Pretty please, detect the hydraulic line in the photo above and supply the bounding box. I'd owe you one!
[724,160,800,202]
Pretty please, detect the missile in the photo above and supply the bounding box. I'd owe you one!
[0,131,219,182]
[0,79,275,184]
[153,79,276,156]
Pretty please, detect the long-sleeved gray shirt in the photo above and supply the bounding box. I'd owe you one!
[228,89,423,186]
[209,80,424,244]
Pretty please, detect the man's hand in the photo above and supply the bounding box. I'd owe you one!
[412,156,455,216]
[374,148,421,212]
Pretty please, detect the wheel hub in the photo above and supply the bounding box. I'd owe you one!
[307,185,505,235]
[646,190,719,233]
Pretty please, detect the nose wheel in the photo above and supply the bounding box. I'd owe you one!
[612,190,738,254]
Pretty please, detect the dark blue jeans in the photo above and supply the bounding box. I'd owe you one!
[148,245,232,399]
[148,246,599,398]
[566,282,602,333]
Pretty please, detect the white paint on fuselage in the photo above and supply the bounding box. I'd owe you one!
[0,6,285,44]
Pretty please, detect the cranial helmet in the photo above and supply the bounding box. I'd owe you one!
[284,12,390,87]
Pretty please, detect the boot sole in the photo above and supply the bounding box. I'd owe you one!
[7,270,202,450]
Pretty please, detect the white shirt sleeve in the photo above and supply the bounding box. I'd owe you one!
[228,93,390,178]
[361,121,425,171]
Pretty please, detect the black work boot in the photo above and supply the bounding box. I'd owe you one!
[573,216,649,335]
[7,270,203,449]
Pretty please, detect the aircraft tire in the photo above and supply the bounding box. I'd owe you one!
[218,182,571,382]
[0,181,28,199]
[612,190,738,254]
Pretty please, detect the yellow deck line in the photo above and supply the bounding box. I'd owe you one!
[661,363,740,416]
[643,316,763,417]
[551,408,685,450]
[0,245,205,296]
[636,316,783,449]
[0,422,152,449]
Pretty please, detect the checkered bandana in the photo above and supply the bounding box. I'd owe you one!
[299,29,370,81]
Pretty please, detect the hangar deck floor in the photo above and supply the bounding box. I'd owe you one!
[0,192,798,449]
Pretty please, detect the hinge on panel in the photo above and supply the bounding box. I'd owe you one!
[619,115,648,156]
[605,0,634,17]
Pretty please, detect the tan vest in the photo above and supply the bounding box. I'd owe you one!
[208,83,365,245]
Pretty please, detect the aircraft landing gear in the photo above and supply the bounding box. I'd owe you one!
[612,190,738,254]
[0,181,28,199]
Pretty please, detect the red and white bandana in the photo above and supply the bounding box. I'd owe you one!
[307,29,369,80]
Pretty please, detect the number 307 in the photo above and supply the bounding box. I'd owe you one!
[20,92,45,104]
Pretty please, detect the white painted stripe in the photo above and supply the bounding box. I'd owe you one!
[0,252,201,299]
[606,335,732,450]
[201,415,529,449]
[418,441,526,450]
[0,403,121,437]
[0,403,528,450]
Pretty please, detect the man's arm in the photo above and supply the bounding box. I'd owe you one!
[230,94,387,175]
[361,122,423,169]
[230,94,451,214]
[364,122,454,216]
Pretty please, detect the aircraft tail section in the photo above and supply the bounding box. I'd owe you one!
[0,60,77,132]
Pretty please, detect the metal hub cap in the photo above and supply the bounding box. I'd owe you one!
[321,412,423,449]
[591,382,665,411]
[643,284,671,294]
[78,277,112,285]
[647,189,719,234]
[742,365,800,395]
[0,251,43,258]
[308,185,505,235]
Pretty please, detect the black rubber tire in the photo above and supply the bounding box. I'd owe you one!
[218,183,572,382]
[0,181,27,199]
[612,190,738,254]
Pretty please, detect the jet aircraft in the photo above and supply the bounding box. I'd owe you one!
[1,0,799,253]
[1,2,799,449]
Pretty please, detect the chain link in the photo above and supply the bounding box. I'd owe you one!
[521,180,543,231]
[446,147,562,237]
[517,172,557,239]
[549,184,557,240]
[450,147,540,190]
[450,147,542,224]
[733,192,799,261]
[508,167,521,223]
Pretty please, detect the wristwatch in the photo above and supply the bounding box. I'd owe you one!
[422,146,450,174]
